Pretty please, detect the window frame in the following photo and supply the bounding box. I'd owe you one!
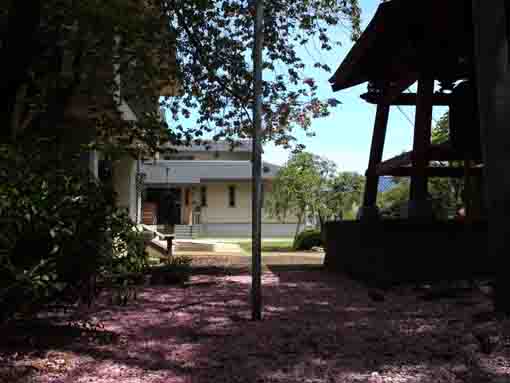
[228,185,237,208]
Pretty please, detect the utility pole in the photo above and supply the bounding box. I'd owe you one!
[251,0,264,321]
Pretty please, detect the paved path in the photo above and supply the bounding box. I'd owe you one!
[182,251,324,269]
[152,239,244,255]
[154,239,326,268]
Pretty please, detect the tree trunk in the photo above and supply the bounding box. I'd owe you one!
[318,214,325,231]
[294,213,303,246]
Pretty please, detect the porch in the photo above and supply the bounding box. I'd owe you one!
[142,186,202,239]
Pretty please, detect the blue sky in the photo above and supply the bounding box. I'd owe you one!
[263,0,447,173]
[165,0,446,173]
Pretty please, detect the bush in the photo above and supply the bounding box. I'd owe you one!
[294,229,323,251]
[0,139,147,320]
[150,255,192,285]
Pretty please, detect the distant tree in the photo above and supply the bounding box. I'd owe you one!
[265,152,323,240]
[429,112,464,218]
[431,112,450,144]
[320,172,365,223]
[378,113,464,219]
[378,178,410,218]
[266,152,364,242]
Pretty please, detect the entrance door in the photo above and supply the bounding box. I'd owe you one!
[165,188,182,225]
[144,188,182,225]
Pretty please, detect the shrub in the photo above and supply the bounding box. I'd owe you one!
[150,255,192,285]
[294,229,323,251]
[0,139,147,320]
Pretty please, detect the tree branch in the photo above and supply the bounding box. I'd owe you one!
[171,4,254,126]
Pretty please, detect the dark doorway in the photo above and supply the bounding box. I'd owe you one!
[145,188,182,225]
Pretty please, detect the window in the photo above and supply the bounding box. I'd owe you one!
[200,186,207,207]
[228,185,236,207]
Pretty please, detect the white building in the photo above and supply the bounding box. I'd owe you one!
[86,101,144,225]
[140,141,299,238]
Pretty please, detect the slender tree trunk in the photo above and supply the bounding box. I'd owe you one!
[318,214,328,249]
[251,0,264,321]
[294,213,303,246]
[318,214,324,231]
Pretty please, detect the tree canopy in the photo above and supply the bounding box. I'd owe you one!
[265,152,364,240]
[1,0,175,154]
[1,0,362,154]
[165,0,361,149]
[328,171,365,220]
[429,112,464,218]
[0,1,362,319]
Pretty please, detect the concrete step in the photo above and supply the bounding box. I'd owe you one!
[175,242,214,252]
[174,225,201,239]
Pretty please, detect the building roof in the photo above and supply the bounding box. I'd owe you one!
[163,140,253,153]
[329,0,474,92]
[142,160,280,185]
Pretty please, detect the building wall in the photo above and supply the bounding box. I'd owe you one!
[113,156,137,222]
[201,223,300,238]
[142,180,302,237]
[192,151,251,161]
[200,181,298,224]
[142,160,274,184]
[163,151,250,161]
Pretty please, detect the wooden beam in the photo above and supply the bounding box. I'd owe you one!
[374,144,476,175]
[427,144,465,162]
[379,166,483,178]
[372,151,412,176]
[410,77,434,202]
[360,92,451,106]
[329,4,386,91]
[464,157,473,222]
[381,76,418,104]
[362,103,390,211]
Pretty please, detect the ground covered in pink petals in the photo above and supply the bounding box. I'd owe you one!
[2,266,510,383]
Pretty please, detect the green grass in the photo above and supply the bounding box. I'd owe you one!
[238,240,294,254]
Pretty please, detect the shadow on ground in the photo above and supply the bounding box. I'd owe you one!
[1,265,509,383]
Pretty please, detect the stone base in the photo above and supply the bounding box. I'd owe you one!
[324,220,491,285]
[406,199,434,220]
[357,205,380,221]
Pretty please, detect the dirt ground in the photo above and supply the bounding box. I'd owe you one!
[187,252,324,269]
[1,266,510,383]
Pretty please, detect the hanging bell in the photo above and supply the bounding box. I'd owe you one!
[449,80,482,160]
